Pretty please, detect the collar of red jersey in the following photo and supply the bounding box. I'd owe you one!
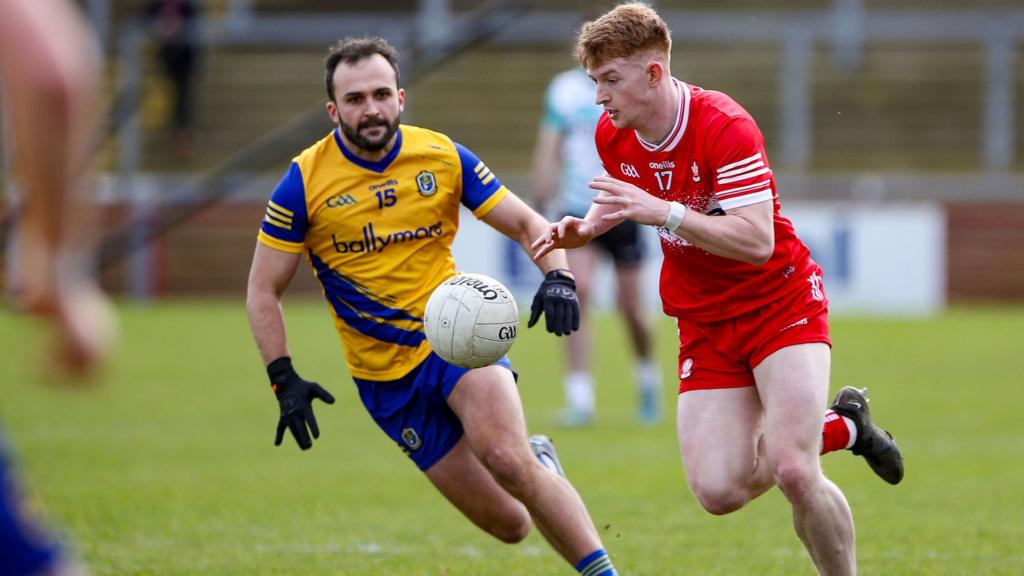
[635,79,691,154]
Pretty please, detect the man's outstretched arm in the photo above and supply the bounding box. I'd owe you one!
[529,174,622,261]
[588,174,775,266]
[482,192,581,337]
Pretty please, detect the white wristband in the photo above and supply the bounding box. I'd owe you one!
[663,202,687,232]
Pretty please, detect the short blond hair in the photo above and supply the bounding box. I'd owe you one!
[574,3,672,70]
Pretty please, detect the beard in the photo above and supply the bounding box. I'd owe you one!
[339,114,400,153]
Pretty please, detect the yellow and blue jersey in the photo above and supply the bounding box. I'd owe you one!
[258,125,508,381]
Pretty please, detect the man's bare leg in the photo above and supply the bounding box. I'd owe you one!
[755,343,855,575]
[435,365,606,566]
[677,386,775,515]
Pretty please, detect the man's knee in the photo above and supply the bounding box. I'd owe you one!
[618,299,643,324]
[690,480,752,516]
[486,512,532,544]
[772,456,820,503]
[477,446,539,541]
[479,445,532,494]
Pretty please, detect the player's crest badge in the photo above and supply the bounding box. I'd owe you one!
[416,170,437,196]
[691,161,701,182]
[680,358,694,380]
[401,427,422,450]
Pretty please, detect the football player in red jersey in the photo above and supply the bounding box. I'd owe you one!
[532,4,903,574]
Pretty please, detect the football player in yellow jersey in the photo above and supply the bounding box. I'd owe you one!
[245,37,619,576]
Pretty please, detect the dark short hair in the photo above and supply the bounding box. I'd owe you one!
[324,36,401,102]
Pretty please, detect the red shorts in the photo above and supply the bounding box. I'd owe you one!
[675,274,832,394]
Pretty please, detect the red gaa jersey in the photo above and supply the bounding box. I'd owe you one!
[595,80,817,323]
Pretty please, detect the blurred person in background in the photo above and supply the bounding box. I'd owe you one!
[532,64,661,428]
[246,36,619,576]
[145,0,202,157]
[533,4,903,574]
[1,0,116,573]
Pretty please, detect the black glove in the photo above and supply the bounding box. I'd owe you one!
[528,269,580,337]
[267,357,335,450]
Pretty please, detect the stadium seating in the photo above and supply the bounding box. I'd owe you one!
[19,2,1020,298]
[130,40,1019,174]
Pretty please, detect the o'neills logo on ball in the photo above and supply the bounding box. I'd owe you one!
[446,275,506,301]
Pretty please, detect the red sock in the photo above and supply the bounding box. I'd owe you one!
[821,409,853,455]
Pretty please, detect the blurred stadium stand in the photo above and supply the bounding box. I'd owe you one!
[2,0,1023,305]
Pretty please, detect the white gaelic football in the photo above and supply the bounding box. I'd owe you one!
[424,273,519,368]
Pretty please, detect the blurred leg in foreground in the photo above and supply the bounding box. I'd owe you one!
[0,0,117,377]
[1,0,119,573]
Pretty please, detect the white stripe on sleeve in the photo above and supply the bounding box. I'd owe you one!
[717,166,770,185]
[717,161,766,181]
[716,152,762,174]
[718,189,774,211]
[715,179,771,198]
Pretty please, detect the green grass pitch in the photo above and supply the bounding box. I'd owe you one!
[1,302,1022,575]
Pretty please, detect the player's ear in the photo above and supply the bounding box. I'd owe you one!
[325,100,338,122]
[647,61,665,86]
[397,88,406,112]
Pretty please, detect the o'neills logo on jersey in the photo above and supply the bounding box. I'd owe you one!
[368,179,399,191]
[445,275,507,301]
[331,222,442,254]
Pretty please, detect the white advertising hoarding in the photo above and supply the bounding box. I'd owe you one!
[784,202,946,316]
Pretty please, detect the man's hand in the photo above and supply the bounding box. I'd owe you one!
[530,216,597,260]
[527,270,580,336]
[589,175,671,227]
[267,357,335,450]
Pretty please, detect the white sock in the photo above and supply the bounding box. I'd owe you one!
[634,359,660,392]
[565,371,595,413]
[842,416,857,449]
[537,453,559,473]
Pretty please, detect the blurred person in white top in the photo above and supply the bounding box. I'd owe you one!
[531,67,660,427]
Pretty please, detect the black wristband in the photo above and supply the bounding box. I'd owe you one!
[545,269,576,287]
[267,356,294,385]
